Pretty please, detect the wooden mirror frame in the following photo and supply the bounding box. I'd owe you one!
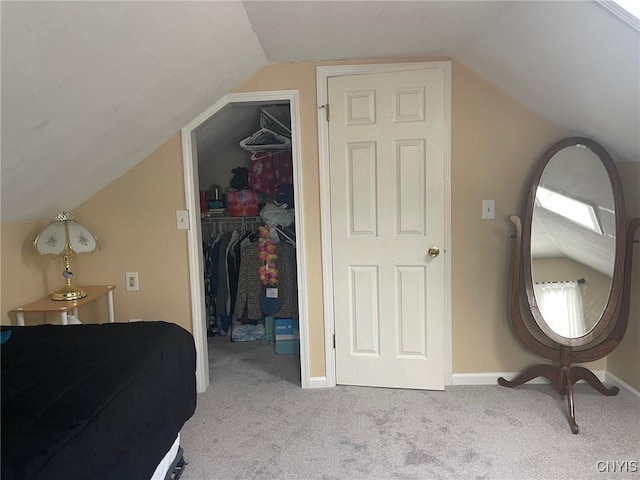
[498,137,640,434]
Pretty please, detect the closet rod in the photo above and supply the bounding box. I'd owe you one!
[201,216,262,224]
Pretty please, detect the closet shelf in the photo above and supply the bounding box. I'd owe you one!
[201,216,262,224]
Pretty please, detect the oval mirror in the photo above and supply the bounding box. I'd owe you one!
[523,137,625,347]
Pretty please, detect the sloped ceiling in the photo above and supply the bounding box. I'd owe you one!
[1,1,267,223]
[2,1,639,224]
[245,0,639,160]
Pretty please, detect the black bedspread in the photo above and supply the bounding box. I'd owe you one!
[1,321,197,480]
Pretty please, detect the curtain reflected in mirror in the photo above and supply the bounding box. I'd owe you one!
[533,280,584,337]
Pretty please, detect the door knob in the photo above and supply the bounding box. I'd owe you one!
[428,246,440,258]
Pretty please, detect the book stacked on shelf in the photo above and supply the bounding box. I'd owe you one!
[202,208,227,218]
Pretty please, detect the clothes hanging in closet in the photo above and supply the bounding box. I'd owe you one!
[203,230,255,335]
[234,240,298,321]
[203,236,221,335]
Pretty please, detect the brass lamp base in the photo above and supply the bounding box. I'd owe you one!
[50,284,87,301]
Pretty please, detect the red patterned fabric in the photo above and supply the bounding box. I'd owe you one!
[249,150,293,197]
[249,151,276,196]
[273,150,293,185]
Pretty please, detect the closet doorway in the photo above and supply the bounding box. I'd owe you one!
[181,91,308,393]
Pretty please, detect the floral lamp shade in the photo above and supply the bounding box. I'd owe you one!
[34,212,100,301]
[35,215,98,256]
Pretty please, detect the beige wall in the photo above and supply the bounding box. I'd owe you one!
[4,59,637,385]
[608,161,640,391]
[1,222,62,324]
[1,134,192,332]
[71,134,192,332]
[449,62,570,373]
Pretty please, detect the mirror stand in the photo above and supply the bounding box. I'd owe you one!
[498,347,619,434]
[499,215,639,434]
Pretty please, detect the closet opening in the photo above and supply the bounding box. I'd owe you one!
[187,95,305,390]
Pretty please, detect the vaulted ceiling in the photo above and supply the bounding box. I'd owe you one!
[2,1,638,223]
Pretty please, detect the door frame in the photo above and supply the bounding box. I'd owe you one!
[181,90,309,393]
[316,62,453,388]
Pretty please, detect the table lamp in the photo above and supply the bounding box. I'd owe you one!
[34,212,100,301]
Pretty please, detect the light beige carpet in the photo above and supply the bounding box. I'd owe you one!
[178,336,640,480]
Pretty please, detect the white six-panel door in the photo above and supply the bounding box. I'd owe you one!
[329,68,446,390]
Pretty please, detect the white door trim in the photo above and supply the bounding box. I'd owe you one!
[317,62,453,388]
[181,90,309,392]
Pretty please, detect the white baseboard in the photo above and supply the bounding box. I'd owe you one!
[451,371,606,386]
[306,371,637,396]
[307,376,332,389]
[605,372,640,399]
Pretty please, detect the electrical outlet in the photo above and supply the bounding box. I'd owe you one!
[125,272,139,291]
[482,200,495,220]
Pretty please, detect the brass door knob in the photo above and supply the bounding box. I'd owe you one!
[428,246,440,258]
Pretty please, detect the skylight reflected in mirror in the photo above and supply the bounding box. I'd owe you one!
[536,186,603,235]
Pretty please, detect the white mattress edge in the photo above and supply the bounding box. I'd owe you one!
[149,433,181,480]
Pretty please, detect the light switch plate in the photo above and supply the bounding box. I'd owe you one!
[176,210,190,230]
[482,200,495,219]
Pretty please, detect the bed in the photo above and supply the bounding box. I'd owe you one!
[1,321,197,480]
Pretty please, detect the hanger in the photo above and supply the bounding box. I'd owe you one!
[239,128,291,152]
[239,109,292,152]
[260,109,291,137]
[275,226,296,246]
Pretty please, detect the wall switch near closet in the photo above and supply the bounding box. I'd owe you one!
[176,210,190,230]
[482,200,495,219]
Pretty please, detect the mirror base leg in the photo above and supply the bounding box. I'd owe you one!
[498,364,559,389]
[500,363,619,434]
[565,376,579,434]
[570,366,619,396]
